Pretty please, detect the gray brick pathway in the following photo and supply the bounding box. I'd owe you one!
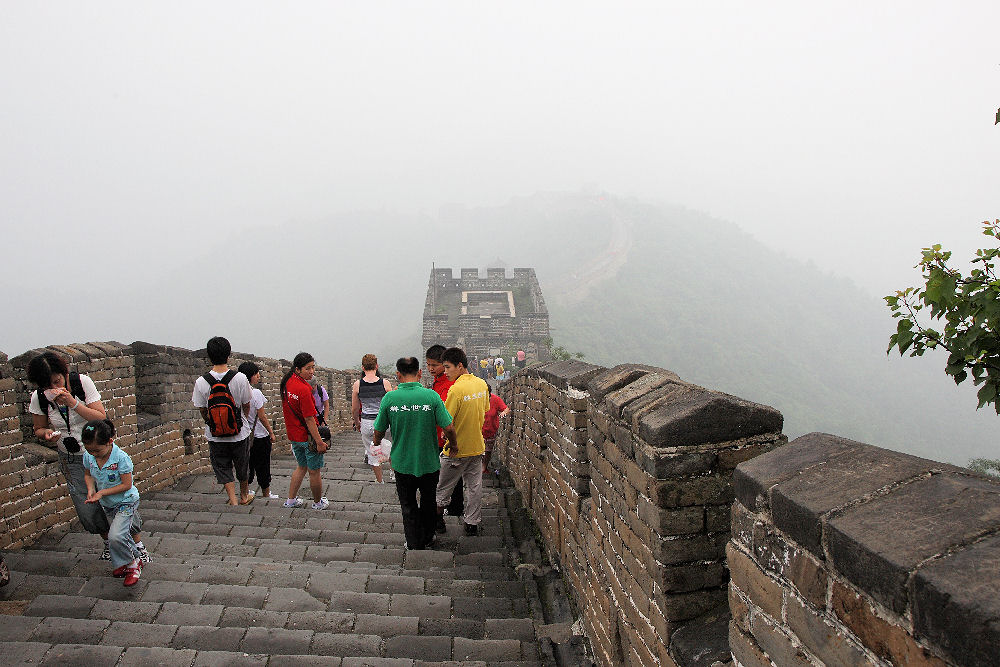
[0,430,542,664]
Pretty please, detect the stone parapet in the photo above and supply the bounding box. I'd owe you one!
[495,360,785,666]
[730,432,999,667]
[0,341,356,549]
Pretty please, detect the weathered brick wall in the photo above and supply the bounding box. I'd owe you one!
[730,432,1000,667]
[494,360,785,666]
[1,341,356,549]
[3,342,206,550]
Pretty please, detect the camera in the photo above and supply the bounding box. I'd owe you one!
[63,436,81,453]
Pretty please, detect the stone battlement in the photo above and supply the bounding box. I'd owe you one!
[494,361,1000,667]
[494,360,785,666]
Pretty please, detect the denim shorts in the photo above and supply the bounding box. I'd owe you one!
[291,441,325,470]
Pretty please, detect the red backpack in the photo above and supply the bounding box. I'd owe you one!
[203,371,243,437]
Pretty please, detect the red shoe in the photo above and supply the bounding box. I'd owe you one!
[112,564,129,578]
[123,561,142,587]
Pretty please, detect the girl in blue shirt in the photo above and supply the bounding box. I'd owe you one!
[82,420,145,587]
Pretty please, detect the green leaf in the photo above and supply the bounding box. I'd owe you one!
[977,382,998,408]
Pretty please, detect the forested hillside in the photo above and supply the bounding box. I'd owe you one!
[537,195,997,465]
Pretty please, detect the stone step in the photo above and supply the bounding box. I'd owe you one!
[1,640,540,666]
[7,574,533,617]
[17,588,536,627]
[2,430,544,664]
[33,538,516,580]
[3,609,537,661]
[133,512,506,538]
[43,514,511,553]
[2,552,531,599]
[135,494,502,516]
[10,594,536,641]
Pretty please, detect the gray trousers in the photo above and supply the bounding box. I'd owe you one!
[59,452,111,536]
[435,455,483,526]
[105,501,142,568]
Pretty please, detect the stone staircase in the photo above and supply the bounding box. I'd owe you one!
[0,431,546,666]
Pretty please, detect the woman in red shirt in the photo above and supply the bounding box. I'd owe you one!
[280,352,330,510]
[481,387,510,474]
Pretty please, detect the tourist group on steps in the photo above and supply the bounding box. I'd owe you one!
[2,336,511,590]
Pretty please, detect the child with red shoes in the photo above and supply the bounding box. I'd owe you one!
[82,419,145,587]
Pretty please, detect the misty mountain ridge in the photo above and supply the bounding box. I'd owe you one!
[187,192,1000,464]
[5,191,993,465]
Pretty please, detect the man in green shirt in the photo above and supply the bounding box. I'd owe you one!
[373,357,456,550]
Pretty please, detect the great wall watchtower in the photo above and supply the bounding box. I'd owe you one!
[422,267,550,362]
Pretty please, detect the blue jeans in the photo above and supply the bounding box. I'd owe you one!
[104,501,142,568]
[59,452,110,536]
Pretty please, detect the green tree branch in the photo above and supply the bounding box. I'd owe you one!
[886,219,1000,413]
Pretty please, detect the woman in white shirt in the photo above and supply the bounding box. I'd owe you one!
[27,352,136,561]
[238,362,278,499]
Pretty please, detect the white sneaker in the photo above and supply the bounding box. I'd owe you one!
[268,493,280,499]
[311,497,330,510]
[284,498,305,508]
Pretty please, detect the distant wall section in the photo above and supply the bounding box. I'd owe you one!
[422,267,550,361]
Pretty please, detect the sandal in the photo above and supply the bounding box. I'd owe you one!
[240,491,255,505]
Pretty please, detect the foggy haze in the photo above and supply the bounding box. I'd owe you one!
[2,5,998,409]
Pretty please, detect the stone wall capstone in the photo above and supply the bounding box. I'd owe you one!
[730,432,1000,667]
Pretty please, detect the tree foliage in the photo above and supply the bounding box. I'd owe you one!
[969,457,1000,478]
[886,220,1000,413]
[542,336,585,361]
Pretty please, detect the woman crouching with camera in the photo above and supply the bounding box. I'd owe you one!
[27,351,149,563]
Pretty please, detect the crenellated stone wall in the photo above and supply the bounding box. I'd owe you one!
[730,433,1000,667]
[0,341,357,550]
[494,360,786,666]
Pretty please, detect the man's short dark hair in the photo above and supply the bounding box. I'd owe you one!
[237,361,260,379]
[396,356,420,375]
[442,347,468,369]
[206,336,232,365]
[425,344,446,361]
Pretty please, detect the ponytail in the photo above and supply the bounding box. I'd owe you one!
[281,352,315,401]
[82,419,116,446]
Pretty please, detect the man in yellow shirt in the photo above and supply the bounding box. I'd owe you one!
[436,347,489,535]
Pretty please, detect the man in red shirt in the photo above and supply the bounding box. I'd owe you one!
[426,344,463,533]
[482,387,510,473]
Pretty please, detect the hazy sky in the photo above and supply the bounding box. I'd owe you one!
[2,2,998,355]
